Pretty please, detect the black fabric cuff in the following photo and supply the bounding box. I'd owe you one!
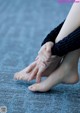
[41,20,65,46]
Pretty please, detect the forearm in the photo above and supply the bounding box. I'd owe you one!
[51,27,80,56]
[55,2,80,43]
[50,2,80,56]
[42,1,80,47]
[41,2,80,57]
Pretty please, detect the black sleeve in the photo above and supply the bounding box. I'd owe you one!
[51,27,80,56]
[41,21,64,46]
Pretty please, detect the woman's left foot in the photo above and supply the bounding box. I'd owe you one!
[14,57,62,81]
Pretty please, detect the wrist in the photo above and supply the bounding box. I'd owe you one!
[46,41,54,48]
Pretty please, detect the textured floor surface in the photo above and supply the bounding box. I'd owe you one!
[0,0,80,113]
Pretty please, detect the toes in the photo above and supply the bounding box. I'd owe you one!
[28,82,49,92]
[36,63,47,83]
[14,72,20,80]
[28,84,40,92]
[14,72,29,81]
[28,67,38,81]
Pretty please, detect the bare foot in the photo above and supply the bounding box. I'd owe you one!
[14,57,62,81]
[45,55,79,84]
[14,61,37,81]
[28,50,79,92]
[14,55,78,85]
[62,59,79,84]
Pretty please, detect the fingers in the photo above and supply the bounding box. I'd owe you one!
[28,66,38,81]
[36,70,42,83]
[28,58,48,82]
[36,61,48,83]
[36,67,45,83]
[26,61,36,73]
[14,42,54,83]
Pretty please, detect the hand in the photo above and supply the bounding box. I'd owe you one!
[27,55,61,83]
[14,41,54,82]
[36,41,54,62]
[26,41,54,82]
[14,41,62,83]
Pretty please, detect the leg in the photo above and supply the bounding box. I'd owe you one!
[54,2,80,83]
[28,3,80,92]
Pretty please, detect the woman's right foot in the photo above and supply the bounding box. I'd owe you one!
[45,51,79,84]
[38,55,79,84]
[62,64,79,84]
[62,49,80,84]
[28,50,79,92]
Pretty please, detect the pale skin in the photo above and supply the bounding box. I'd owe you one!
[14,2,80,92]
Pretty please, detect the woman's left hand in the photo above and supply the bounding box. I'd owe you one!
[27,54,58,83]
[26,41,54,82]
[14,41,56,82]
